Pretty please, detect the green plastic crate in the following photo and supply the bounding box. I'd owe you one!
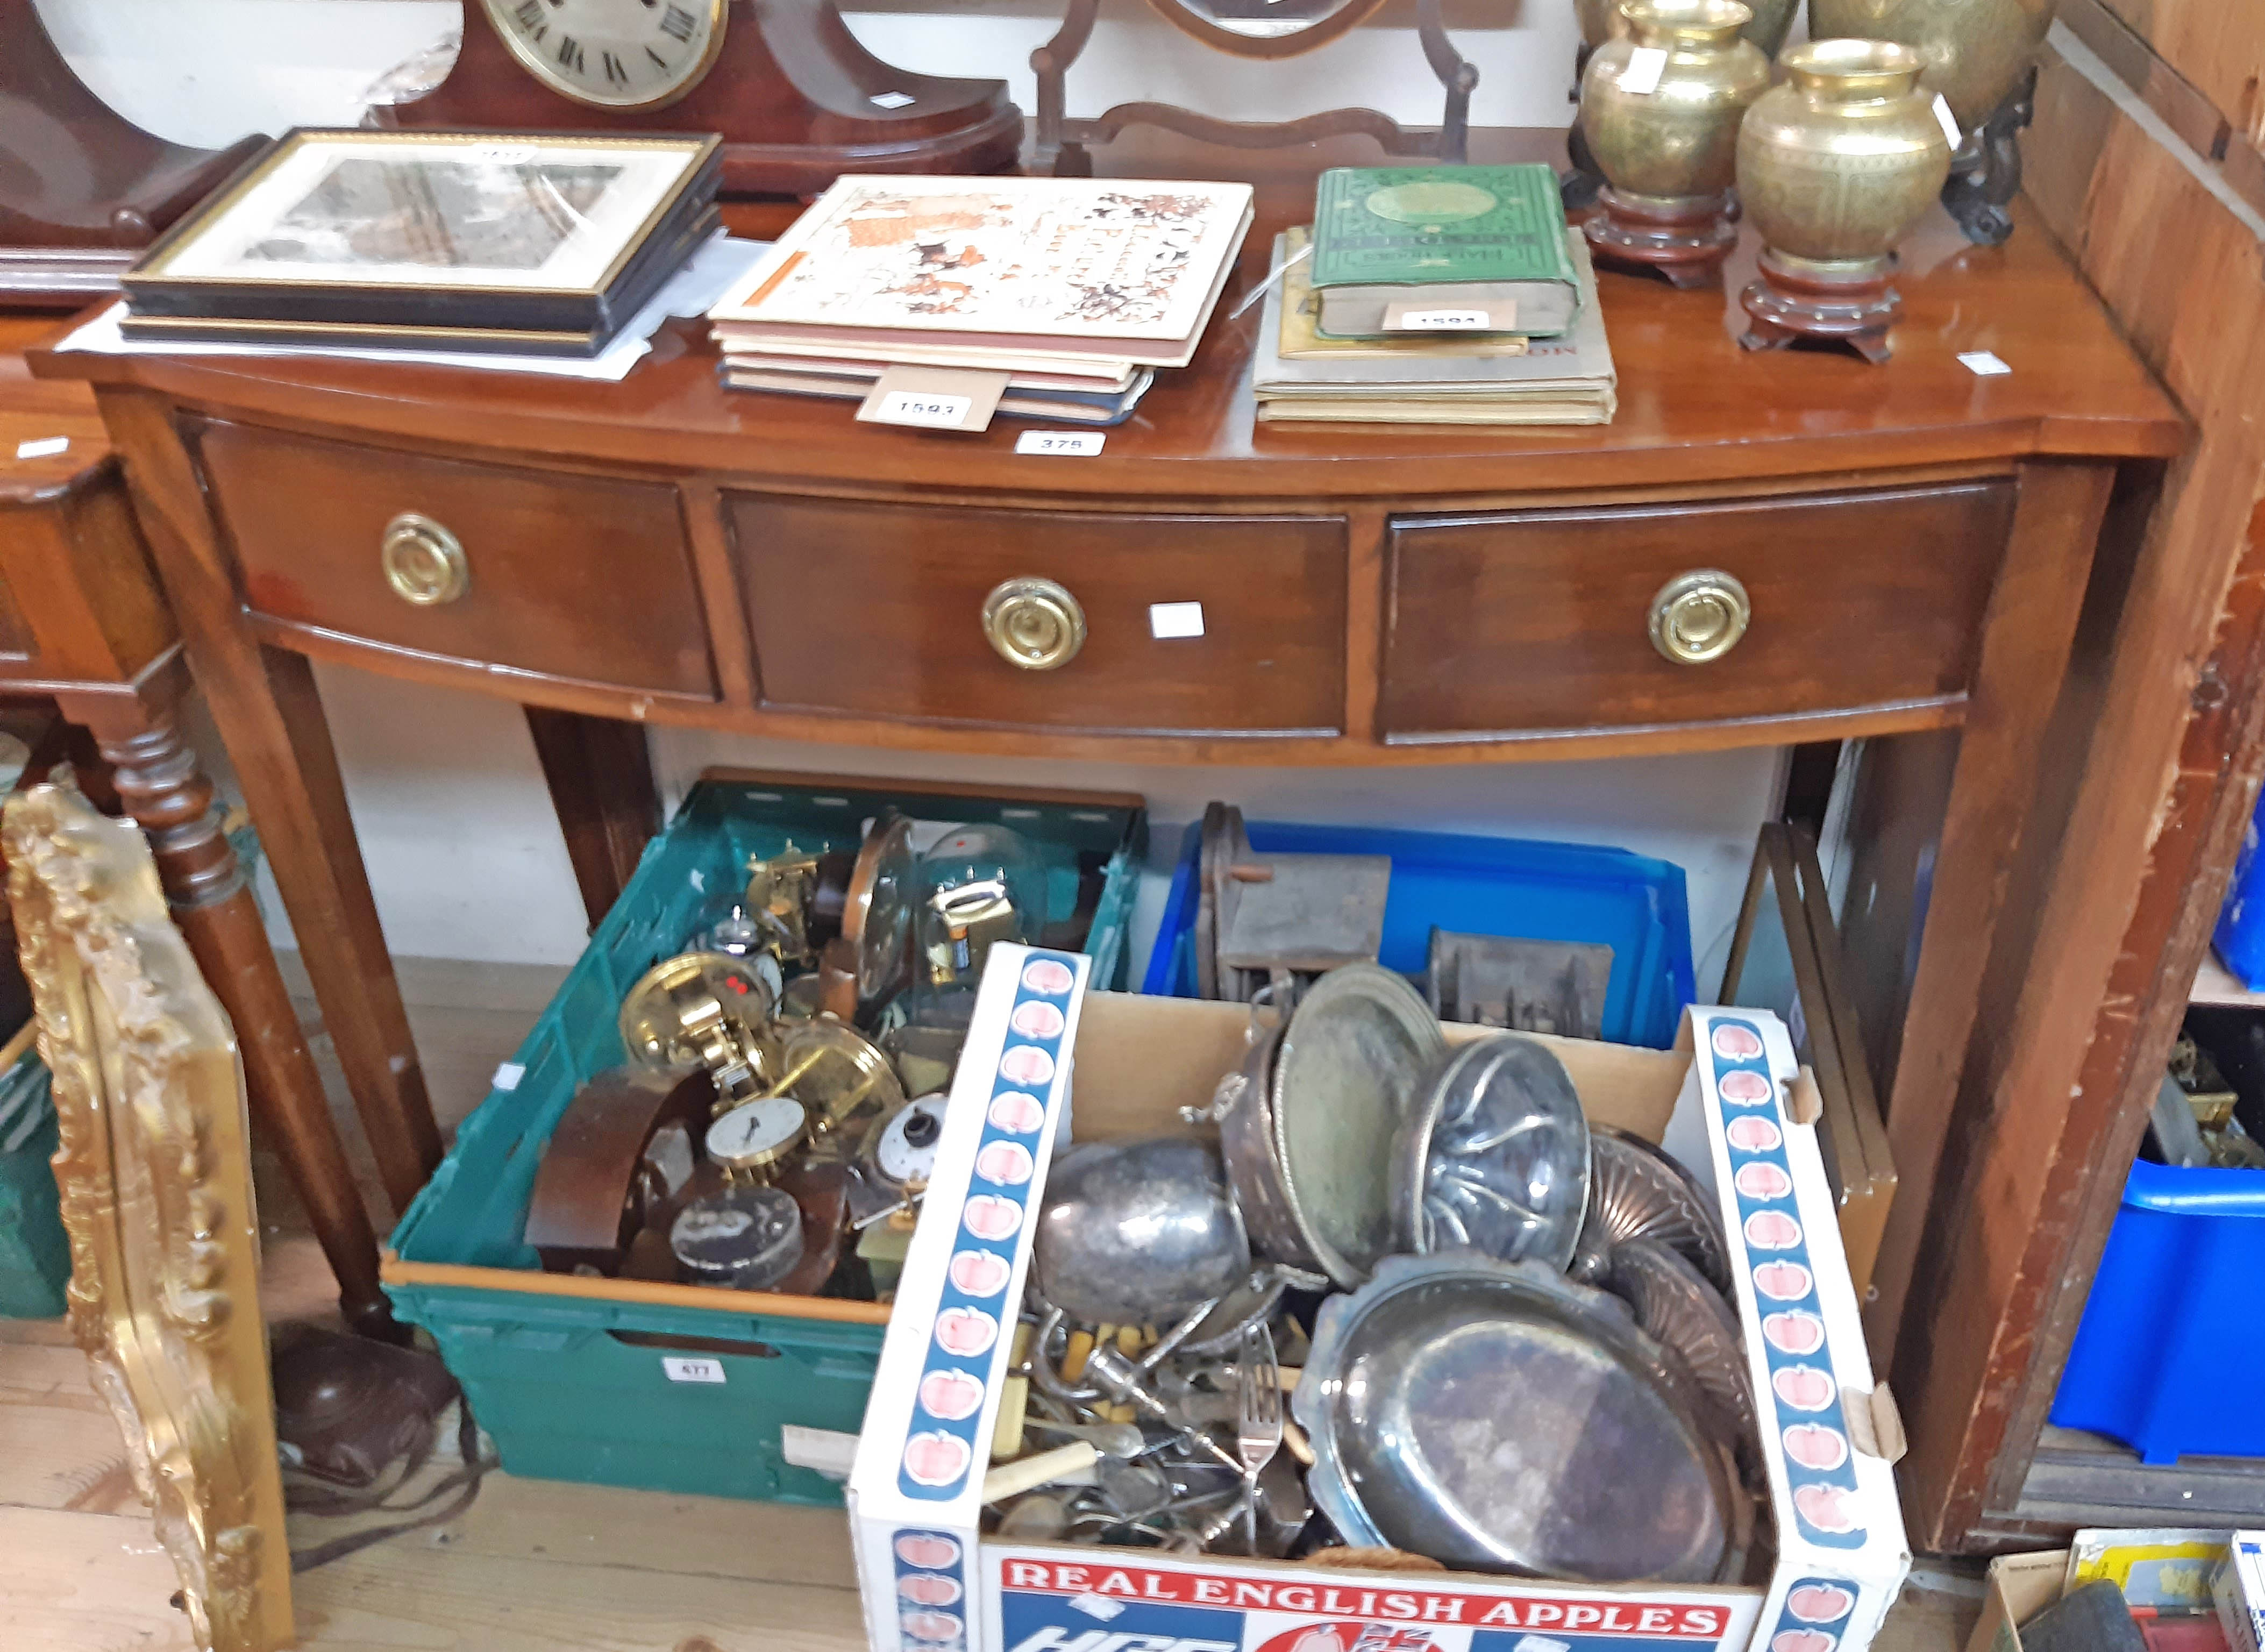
[385,771,1144,1505]
[0,1061,68,1321]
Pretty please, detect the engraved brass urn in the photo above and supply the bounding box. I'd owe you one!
[1736,38,1953,361]
[1580,0,1771,288]
[1808,0,2052,243]
[1579,0,1796,56]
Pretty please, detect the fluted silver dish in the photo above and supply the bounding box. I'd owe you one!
[1570,1127,1732,1293]
[1607,1236,1753,1446]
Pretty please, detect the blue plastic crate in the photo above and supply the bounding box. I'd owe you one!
[1141,818,1693,1049]
[2051,1159,2265,1464]
[2215,788,2265,988]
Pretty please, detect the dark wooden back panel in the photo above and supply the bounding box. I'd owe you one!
[727,494,1347,736]
[1380,481,2017,738]
[193,419,716,700]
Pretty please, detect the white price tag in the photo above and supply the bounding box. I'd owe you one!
[491,1062,525,1092]
[1148,601,1206,639]
[1015,429,1106,457]
[870,90,916,109]
[13,437,67,460]
[1932,94,1962,148]
[875,390,973,428]
[468,144,539,166]
[662,1356,727,1385]
[1958,350,2012,376]
[1620,46,1669,95]
[1391,309,1493,332]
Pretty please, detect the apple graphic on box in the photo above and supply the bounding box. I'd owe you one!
[895,1534,961,1569]
[919,1369,986,1421]
[1022,958,1074,995]
[1720,1069,1773,1105]
[900,1573,964,1606]
[1787,1584,1856,1623]
[963,1196,1024,1241]
[1713,1024,1764,1060]
[1728,1116,1784,1152]
[1763,1310,1827,1354]
[988,1092,1045,1134]
[999,1045,1055,1086]
[1773,1364,1837,1412]
[1793,1482,1862,1535]
[933,1307,998,1357]
[1784,1422,1851,1471]
[975,1141,1034,1186]
[949,1249,1011,1297]
[1745,1209,1804,1249]
[1753,1261,1814,1300]
[1736,1162,1794,1200]
[903,1610,964,1644]
[901,1432,972,1487]
[1773,1629,1837,1652]
[1012,1000,1066,1039]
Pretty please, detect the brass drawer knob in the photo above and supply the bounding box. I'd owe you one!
[380,512,469,607]
[981,577,1087,671]
[1649,569,1750,665]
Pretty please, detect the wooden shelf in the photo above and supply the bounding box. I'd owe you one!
[2010,1425,2265,1530]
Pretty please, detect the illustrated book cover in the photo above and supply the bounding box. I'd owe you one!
[1308,163,1578,338]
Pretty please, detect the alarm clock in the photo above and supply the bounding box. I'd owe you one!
[380,0,1022,197]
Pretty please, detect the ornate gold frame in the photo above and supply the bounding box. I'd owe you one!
[6,784,294,1652]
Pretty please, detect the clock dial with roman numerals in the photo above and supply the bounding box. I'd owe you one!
[480,0,727,110]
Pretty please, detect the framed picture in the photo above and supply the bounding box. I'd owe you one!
[121,128,720,347]
[1719,820,1899,1294]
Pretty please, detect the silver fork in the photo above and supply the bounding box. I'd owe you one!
[1236,1321,1284,1551]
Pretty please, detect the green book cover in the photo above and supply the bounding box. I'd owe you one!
[1309,165,1576,291]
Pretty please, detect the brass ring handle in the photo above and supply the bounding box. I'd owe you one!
[981,577,1087,671]
[380,512,470,607]
[1648,569,1750,665]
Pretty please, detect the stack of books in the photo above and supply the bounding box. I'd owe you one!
[708,175,1256,430]
[1253,164,1616,427]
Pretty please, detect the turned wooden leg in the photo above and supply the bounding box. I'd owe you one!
[524,706,661,930]
[93,390,444,1222]
[64,688,398,1341]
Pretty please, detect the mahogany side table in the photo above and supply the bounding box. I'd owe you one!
[35,133,2185,1527]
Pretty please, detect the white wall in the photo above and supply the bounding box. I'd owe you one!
[48,0,1783,991]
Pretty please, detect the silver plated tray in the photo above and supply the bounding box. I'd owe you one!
[1570,1127,1733,1293]
[1273,964,1446,1287]
[1392,1033,1590,1268]
[1215,1017,1326,1275]
[1295,1253,1735,1582]
[1607,1237,1754,1446]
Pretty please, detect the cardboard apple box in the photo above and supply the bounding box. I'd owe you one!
[849,946,1911,1652]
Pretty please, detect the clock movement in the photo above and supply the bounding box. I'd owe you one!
[382,0,1022,197]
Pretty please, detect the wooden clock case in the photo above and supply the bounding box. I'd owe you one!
[382,0,1023,196]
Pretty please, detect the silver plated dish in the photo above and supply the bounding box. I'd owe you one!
[1295,1252,1735,1582]
[1570,1127,1733,1293]
[1607,1236,1754,1446]
[1393,1033,1591,1269]
[1214,1016,1324,1276]
[1032,1136,1251,1326]
[1271,963,1446,1287]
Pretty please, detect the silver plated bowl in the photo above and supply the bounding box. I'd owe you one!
[1271,963,1447,1287]
[1607,1237,1754,1446]
[1032,1136,1251,1326]
[1295,1252,1735,1582]
[1570,1127,1733,1293]
[1393,1034,1591,1269]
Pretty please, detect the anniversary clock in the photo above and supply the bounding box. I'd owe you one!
[383,0,1023,196]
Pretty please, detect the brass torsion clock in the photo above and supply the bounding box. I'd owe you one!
[483,0,729,110]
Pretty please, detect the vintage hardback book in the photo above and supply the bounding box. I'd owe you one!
[1309,163,1578,339]
[1256,229,1614,427]
[1278,228,1527,361]
[720,365,1152,425]
[709,174,1253,374]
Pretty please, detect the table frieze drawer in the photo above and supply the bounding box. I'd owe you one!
[725,494,1347,736]
[190,419,717,700]
[1379,480,2016,739]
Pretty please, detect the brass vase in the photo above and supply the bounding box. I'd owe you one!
[1735,38,1952,360]
[1581,0,1796,57]
[1581,0,1771,287]
[1807,0,2051,126]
